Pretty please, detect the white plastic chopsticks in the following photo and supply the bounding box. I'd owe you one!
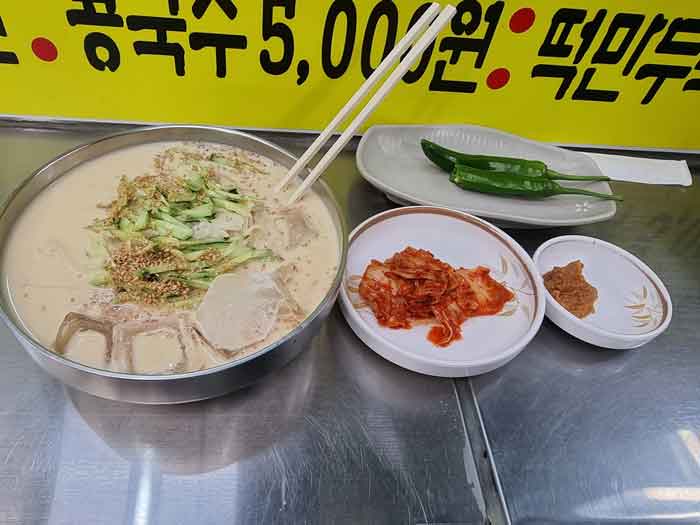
[278,3,456,206]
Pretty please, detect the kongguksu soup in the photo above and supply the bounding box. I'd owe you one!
[2,141,339,374]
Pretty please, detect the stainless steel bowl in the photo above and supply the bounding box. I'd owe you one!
[0,126,348,404]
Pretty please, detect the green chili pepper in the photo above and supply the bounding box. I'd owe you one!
[450,164,623,201]
[421,139,610,182]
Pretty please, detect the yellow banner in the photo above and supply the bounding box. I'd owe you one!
[0,1,698,151]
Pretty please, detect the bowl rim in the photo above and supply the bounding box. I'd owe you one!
[533,234,673,344]
[339,205,546,372]
[0,124,348,381]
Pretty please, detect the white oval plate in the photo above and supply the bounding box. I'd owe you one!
[339,206,545,377]
[533,236,672,349]
[356,125,617,228]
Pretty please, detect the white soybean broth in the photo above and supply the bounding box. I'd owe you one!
[1,141,339,374]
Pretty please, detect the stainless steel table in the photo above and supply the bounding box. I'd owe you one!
[0,123,697,525]
[469,169,700,524]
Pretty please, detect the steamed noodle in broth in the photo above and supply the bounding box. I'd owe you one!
[2,142,339,374]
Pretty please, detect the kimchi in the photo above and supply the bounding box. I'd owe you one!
[358,247,514,347]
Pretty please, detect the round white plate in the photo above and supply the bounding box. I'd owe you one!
[533,236,672,349]
[339,206,545,377]
[356,124,617,228]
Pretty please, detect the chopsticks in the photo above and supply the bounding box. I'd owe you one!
[276,2,440,195]
[279,4,457,206]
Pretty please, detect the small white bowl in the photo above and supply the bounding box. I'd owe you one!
[339,206,545,377]
[533,236,672,349]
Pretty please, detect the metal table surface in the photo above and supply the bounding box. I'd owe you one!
[0,125,494,525]
[469,169,700,523]
[0,123,698,525]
